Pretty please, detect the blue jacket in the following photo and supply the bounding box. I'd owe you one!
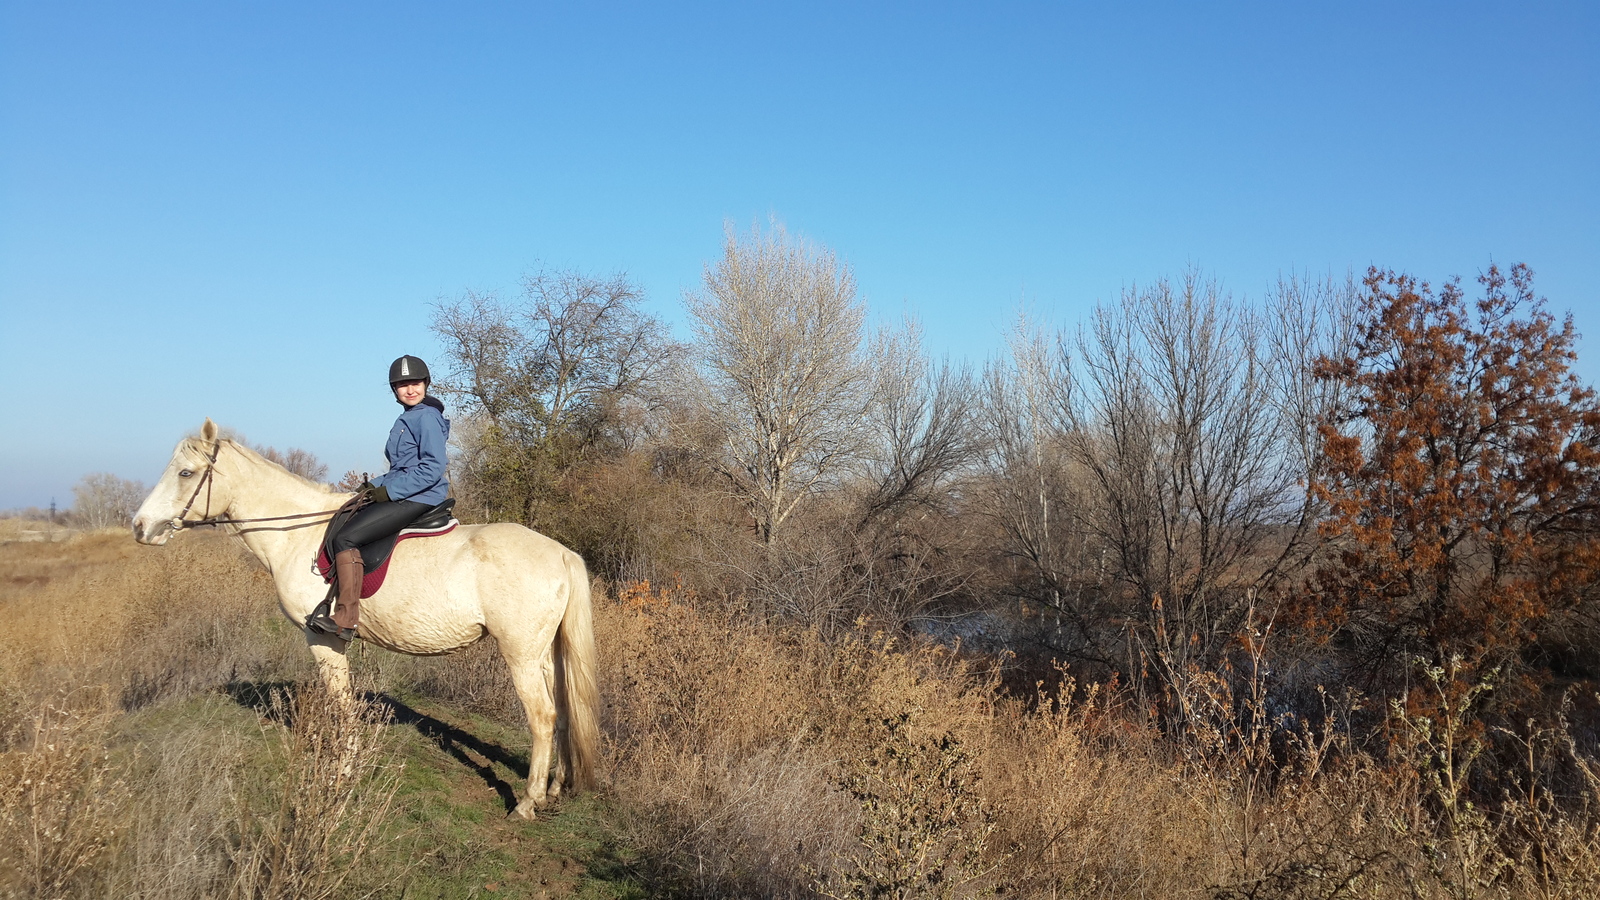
[371,400,451,505]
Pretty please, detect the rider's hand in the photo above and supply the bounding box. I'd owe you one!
[356,481,391,503]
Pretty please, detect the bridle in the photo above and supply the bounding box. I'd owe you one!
[169,439,352,533]
[171,438,222,529]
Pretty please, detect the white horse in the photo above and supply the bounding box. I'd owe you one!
[131,419,599,818]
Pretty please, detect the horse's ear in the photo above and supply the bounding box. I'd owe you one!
[201,418,218,442]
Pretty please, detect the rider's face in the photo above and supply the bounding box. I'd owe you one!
[394,380,427,407]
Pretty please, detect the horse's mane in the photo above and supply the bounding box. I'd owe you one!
[184,435,338,494]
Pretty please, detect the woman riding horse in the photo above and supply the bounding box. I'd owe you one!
[309,354,451,641]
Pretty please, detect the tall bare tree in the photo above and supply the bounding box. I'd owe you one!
[685,223,871,545]
[1054,274,1293,682]
[1259,272,1363,583]
[976,317,1108,658]
[807,321,986,625]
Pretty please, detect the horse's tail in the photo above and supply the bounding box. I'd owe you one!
[557,551,600,791]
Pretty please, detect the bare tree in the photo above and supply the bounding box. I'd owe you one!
[1067,272,1367,691]
[855,320,981,527]
[1054,274,1294,678]
[431,267,679,524]
[685,223,871,545]
[976,272,1357,683]
[434,269,677,448]
[975,318,1108,659]
[253,445,330,482]
[805,321,985,627]
[1259,272,1362,583]
[72,473,147,530]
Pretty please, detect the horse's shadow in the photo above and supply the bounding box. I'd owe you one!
[381,694,529,813]
[224,681,528,815]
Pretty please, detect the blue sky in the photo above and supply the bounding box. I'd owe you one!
[2,2,1596,510]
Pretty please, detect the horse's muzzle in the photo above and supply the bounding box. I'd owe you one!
[132,517,175,545]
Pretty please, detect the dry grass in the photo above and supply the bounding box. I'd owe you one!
[223,685,404,900]
[587,579,1600,899]
[0,701,127,899]
[0,531,398,900]
[0,529,309,713]
[116,716,245,900]
[6,530,1600,899]
[0,518,74,545]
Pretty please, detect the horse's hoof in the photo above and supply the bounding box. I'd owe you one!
[512,798,542,820]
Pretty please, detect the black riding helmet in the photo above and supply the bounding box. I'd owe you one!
[388,355,431,386]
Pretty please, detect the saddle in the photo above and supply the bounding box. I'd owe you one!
[312,498,459,600]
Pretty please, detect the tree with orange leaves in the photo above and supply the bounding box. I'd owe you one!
[1306,263,1600,690]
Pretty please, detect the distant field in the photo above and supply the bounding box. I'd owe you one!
[0,517,74,544]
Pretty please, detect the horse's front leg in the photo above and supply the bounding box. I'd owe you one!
[305,630,355,707]
[304,630,366,778]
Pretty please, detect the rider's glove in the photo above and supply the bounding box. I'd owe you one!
[357,481,391,503]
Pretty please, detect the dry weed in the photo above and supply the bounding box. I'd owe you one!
[0,532,392,899]
[599,579,995,898]
[600,580,851,896]
[0,531,306,711]
[0,699,128,899]
[114,535,307,710]
[118,723,246,900]
[224,684,404,900]
[595,580,1600,899]
[986,680,1211,898]
[7,531,1600,899]
[820,713,1003,900]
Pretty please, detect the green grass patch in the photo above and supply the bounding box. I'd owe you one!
[98,682,645,899]
[363,692,646,899]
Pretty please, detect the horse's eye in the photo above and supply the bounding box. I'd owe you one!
[179,469,194,478]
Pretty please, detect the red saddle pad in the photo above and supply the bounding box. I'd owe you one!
[313,521,457,599]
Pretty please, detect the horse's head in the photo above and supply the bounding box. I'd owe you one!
[133,418,234,545]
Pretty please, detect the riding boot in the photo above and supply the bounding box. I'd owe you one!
[331,548,364,641]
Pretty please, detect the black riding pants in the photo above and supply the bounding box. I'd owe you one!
[331,499,429,554]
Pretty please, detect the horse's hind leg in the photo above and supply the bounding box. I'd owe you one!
[548,648,571,796]
[502,642,559,819]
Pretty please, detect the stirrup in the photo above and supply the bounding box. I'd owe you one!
[306,610,340,636]
[306,613,357,643]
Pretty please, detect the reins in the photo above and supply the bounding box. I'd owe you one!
[170,440,358,531]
